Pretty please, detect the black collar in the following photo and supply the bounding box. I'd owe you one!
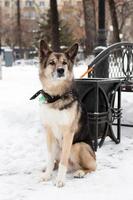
[30,89,76,103]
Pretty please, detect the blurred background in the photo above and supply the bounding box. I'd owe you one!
[0,0,133,67]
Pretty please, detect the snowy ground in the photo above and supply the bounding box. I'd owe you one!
[0,64,133,200]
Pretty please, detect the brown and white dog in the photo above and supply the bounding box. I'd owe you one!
[38,40,96,187]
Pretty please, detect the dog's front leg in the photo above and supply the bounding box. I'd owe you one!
[55,132,74,187]
[42,128,57,181]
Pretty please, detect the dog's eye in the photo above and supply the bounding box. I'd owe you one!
[62,61,67,65]
[49,61,55,65]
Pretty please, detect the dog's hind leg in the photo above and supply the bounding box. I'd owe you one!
[73,169,91,178]
[70,142,96,178]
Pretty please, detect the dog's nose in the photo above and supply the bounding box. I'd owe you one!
[57,68,64,76]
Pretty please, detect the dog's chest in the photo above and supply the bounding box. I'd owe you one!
[40,104,75,141]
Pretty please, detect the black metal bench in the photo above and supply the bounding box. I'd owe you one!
[88,42,133,128]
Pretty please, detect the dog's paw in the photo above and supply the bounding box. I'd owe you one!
[54,179,65,187]
[73,170,85,178]
[41,172,52,182]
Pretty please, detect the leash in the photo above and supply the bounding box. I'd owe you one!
[80,65,94,79]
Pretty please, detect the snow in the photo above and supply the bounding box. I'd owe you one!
[0,64,133,200]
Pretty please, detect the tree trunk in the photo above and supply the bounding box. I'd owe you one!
[82,0,96,55]
[16,0,22,58]
[108,0,121,43]
[50,0,60,51]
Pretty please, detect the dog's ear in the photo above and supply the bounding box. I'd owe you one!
[39,40,52,61]
[65,43,79,62]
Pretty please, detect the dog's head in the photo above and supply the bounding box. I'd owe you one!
[39,40,78,95]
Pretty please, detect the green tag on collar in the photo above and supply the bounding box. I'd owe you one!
[39,95,46,104]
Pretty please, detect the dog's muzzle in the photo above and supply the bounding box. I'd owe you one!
[57,68,65,78]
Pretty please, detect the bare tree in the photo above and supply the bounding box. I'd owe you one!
[116,0,133,35]
[108,0,121,43]
[16,0,22,58]
[50,0,60,51]
[82,0,96,55]
[0,3,2,55]
[0,3,2,80]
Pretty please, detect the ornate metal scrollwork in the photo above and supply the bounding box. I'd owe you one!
[122,47,133,81]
